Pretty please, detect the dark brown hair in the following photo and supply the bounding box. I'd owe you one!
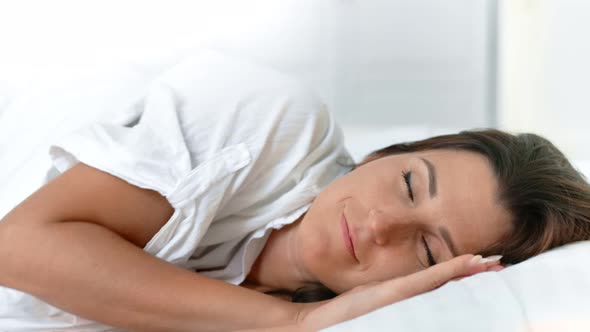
[271,128,590,302]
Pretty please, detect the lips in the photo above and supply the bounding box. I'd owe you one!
[341,214,359,262]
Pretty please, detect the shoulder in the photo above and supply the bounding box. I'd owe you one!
[147,51,339,158]
[156,51,329,122]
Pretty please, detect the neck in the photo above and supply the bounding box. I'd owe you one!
[244,214,315,292]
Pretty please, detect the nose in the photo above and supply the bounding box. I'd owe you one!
[369,208,415,246]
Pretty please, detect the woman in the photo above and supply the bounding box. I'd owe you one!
[0,54,589,332]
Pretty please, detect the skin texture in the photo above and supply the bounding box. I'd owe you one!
[246,149,513,294]
[0,151,509,331]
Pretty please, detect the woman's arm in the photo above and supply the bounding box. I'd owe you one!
[0,163,300,332]
[238,255,503,332]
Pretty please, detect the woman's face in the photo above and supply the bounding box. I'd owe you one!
[296,149,513,293]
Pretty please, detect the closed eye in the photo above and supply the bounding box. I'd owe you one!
[402,170,414,201]
[402,170,435,267]
[422,235,437,267]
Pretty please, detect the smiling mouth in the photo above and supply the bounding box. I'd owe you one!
[341,214,359,262]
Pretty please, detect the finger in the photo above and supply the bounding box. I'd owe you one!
[484,260,501,268]
[481,255,503,268]
[451,264,505,282]
[486,265,505,272]
[391,254,488,300]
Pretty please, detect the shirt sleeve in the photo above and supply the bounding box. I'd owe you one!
[49,84,191,197]
[48,50,349,268]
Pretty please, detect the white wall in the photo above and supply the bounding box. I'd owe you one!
[210,0,497,128]
[0,0,495,129]
[499,0,590,159]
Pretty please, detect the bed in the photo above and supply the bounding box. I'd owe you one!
[1,51,589,332]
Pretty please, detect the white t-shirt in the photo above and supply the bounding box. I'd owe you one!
[0,52,353,331]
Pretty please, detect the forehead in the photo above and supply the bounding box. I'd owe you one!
[410,149,511,254]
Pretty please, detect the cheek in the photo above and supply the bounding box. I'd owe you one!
[358,172,400,206]
[300,227,341,288]
[328,167,381,197]
[298,208,334,266]
[367,248,423,280]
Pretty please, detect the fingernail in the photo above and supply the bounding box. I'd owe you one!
[469,255,483,266]
[480,255,503,264]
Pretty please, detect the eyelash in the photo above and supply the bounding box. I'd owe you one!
[401,170,414,201]
[422,235,437,267]
[402,170,437,267]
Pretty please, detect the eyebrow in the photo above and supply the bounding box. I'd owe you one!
[439,226,459,258]
[420,157,437,198]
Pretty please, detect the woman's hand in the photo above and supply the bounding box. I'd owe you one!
[295,254,503,331]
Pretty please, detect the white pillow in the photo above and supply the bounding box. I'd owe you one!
[322,240,590,332]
